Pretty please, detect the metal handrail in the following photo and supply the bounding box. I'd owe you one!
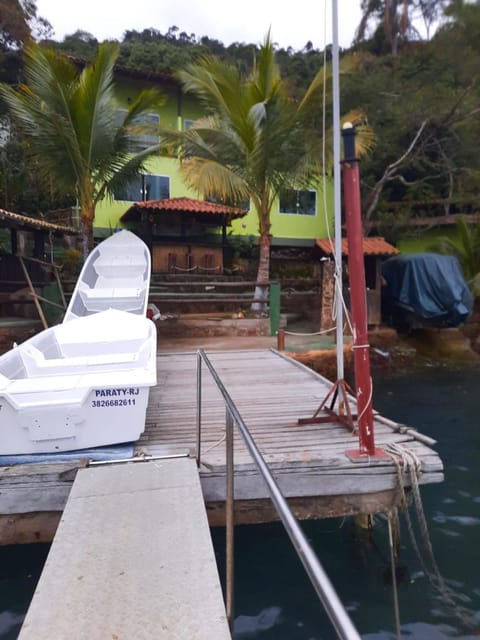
[196,349,361,640]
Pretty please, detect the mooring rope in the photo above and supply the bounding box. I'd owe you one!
[386,443,477,631]
[201,433,226,455]
[388,511,402,640]
[283,326,337,337]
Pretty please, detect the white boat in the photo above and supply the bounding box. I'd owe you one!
[63,229,151,322]
[0,308,156,455]
[0,231,157,455]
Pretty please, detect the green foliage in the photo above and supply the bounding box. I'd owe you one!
[0,120,75,213]
[0,0,52,50]
[0,0,31,49]
[168,35,372,285]
[0,41,165,251]
[227,234,256,259]
[59,247,82,280]
[341,2,480,228]
[430,217,480,296]
[2,1,480,259]
[43,30,99,60]
[270,261,314,280]
[373,207,412,244]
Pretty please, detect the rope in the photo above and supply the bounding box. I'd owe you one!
[387,443,477,631]
[201,433,226,455]
[283,326,337,337]
[173,265,198,272]
[388,511,402,640]
[355,376,373,425]
[333,270,355,335]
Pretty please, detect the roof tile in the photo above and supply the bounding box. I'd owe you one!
[316,236,399,256]
[121,197,247,220]
[0,208,79,235]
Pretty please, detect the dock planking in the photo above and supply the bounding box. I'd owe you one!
[0,347,443,540]
[139,348,443,524]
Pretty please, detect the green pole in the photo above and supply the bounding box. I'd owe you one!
[269,281,280,336]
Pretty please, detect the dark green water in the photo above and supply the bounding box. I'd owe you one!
[0,544,49,638]
[1,364,479,638]
[212,363,480,639]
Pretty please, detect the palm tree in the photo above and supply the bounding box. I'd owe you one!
[0,40,165,254]
[170,34,373,300]
[432,216,480,297]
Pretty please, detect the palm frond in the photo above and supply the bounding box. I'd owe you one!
[74,42,119,167]
[181,157,250,202]
[0,41,165,249]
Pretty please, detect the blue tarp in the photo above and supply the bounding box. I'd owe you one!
[0,442,135,466]
[382,253,473,328]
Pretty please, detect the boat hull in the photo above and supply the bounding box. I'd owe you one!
[0,385,150,455]
[0,309,156,455]
[63,229,151,322]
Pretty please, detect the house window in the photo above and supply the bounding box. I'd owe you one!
[279,189,316,216]
[115,109,160,151]
[114,174,170,202]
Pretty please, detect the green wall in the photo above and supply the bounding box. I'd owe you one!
[94,75,334,245]
[229,180,334,243]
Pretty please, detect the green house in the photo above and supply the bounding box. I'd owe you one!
[95,66,333,273]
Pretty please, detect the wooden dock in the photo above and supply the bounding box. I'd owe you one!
[140,348,443,525]
[19,458,230,640]
[0,347,443,541]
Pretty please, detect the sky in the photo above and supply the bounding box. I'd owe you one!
[34,0,363,51]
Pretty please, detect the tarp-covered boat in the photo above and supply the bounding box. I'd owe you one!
[382,252,473,330]
[0,231,156,455]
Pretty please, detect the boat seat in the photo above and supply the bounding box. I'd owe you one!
[94,256,147,279]
[0,349,27,382]
[79,286,143,300]
[20,342,147,377]
[59,337,147,358]
[77,278,145,298]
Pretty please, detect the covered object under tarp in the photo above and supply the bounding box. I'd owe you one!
[381,252,473,329]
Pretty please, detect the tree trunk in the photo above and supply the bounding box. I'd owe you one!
[81,203,95,260]
[252,232,271,311]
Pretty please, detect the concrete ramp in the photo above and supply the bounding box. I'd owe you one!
[20,458,230,639]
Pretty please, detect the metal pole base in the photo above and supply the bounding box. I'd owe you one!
[345,448,390,462]
[298,378,356,432]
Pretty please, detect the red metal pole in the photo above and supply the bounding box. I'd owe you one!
[341,124,386,459]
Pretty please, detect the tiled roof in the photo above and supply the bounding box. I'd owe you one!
[316,236,399,256]
[0,208,80,235]
[121,197,248,221]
